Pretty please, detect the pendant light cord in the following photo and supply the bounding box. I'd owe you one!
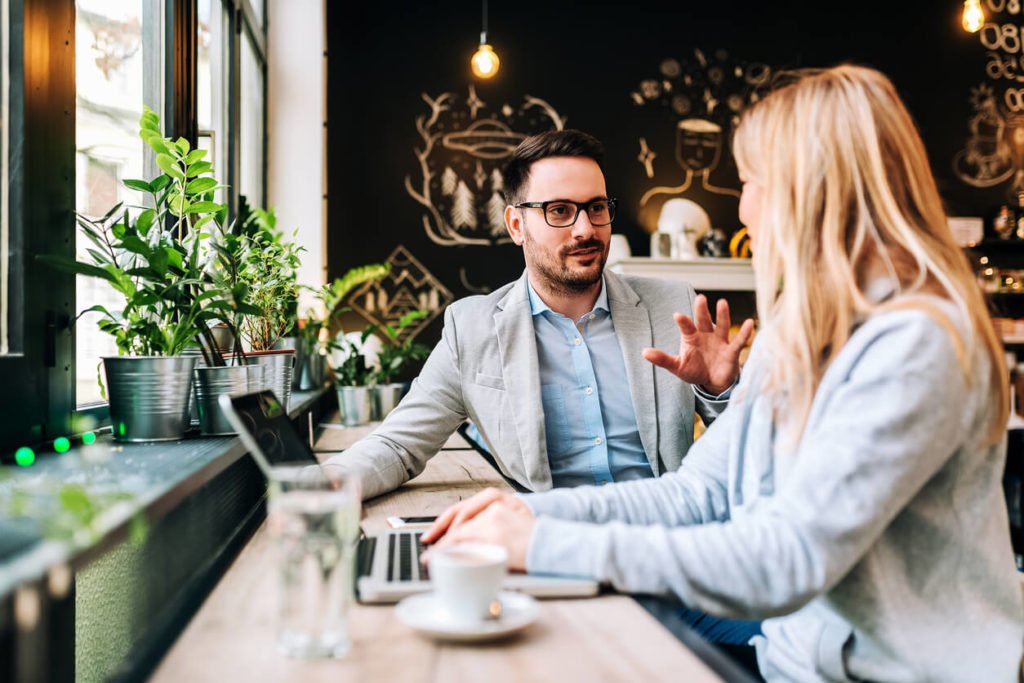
[481,0,489,44]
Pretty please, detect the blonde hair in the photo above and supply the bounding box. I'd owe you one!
[732,65,1007,446]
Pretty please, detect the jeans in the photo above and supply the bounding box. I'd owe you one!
[676,605,764,680]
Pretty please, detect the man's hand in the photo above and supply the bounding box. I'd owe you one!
[422,498,536,572]
[421,487,526,544]
[642,295,753,395]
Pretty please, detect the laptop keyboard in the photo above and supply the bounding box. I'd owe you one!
[386,531,429,582]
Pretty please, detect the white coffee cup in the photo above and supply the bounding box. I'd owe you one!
[429,543,508,625]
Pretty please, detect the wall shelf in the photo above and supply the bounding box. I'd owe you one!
[610,257,755,292]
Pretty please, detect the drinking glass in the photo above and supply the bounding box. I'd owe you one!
[267,466,361,658]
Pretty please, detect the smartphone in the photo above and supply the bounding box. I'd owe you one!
[386,515,438,529]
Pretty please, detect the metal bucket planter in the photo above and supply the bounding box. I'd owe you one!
[372,382,409,420]
[193,366,251,435]
[209,324,235,354]
[273,337,306,391]
[103,356,198,442]
[337,385,373,426]
[298,350,327,390]
[244,349,295,410]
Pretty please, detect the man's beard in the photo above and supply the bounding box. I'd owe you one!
[524,231,608,296]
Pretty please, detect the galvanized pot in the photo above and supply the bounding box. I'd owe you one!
[298,350,328,390]
[103,356,198,442]
[337,386,373,426]
[273,337,306,391]
[371,382,409,420]
[244,349,296,410]
[193,365,251,435]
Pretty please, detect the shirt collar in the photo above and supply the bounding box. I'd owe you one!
[527,276,610,317]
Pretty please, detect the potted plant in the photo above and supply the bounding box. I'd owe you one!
[41,106,234,441]
[236,207,304,410]
[190,211,267,435]
[296,263,390,391]
[369,310,430,419]
[333,328,379,426]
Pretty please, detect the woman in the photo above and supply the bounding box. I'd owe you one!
[422,65,1024,681]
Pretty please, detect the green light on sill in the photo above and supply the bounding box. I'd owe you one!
[82,431,96,445]
[54,437,71,454]
[14,447,35,467]
[118,422,126,437]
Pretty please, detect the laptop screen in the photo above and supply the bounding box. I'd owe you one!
[222,390,319,469]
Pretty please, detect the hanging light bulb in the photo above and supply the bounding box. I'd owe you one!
[963,0,984,33]
[471,0,500,79]
[472,39,500,79]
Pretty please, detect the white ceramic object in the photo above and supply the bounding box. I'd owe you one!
[395,591,538,642]
[429,543,507,625]
[657,198,711,259]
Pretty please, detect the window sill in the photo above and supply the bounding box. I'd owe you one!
[0,387,330,599]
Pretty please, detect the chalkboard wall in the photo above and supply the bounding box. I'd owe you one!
[325,0,1007,344]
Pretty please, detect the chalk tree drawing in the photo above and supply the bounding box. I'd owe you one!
[451,180,478,230]
[631,49,770,233]
[954,84,1015,188]
[404,86,566,247]
[487,192,506,236]
[346,245,453,344]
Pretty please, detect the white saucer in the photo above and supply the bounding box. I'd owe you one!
[395,591,539,642]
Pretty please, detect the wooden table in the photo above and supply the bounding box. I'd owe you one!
[151,424,723,683]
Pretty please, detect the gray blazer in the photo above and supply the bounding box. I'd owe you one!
[328,270,728,499]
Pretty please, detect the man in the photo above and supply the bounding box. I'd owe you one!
[327,130,751,499]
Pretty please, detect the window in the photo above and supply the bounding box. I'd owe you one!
[239,29,264,210]
[74,0,158,406]
[0,0,9,357]
[197,0,228,206]
[0,0,268,450]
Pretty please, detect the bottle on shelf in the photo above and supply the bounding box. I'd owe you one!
[995,204,1017,240]
[1016,194,1024,240]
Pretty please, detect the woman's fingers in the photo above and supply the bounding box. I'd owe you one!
[421,488,504,544]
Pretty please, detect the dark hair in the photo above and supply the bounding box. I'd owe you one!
[502,129,605,205]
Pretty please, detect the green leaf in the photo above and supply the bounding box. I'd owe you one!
[184,149,207,164]
[136,209,156,235]
[186,201,221,214]
[192,214,216,233]
[142,132,172,156]
[150,248,169,275]
[36,255,118,282]
[99,201,125,224]
[186,161,212,178]
[121,235,150,256]
[175,137,191,155]
[185,177,217,194]
[156,153,184,180]
[165,247,183,270]
[58,485,95,525]
[122,178,152,193]
[151,174,171,192]
[140,107,161,133]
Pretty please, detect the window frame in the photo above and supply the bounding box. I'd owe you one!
[0,0,269,453]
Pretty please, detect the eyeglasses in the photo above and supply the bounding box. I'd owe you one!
[514,198,617,228]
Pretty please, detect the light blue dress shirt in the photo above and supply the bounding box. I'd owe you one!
[526,277,653,488]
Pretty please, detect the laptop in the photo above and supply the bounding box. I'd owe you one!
[220,390,601,604]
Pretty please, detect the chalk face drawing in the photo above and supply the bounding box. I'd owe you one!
[346,245,453,343]
[953,2,1024,196]
[405,85,566,247]
[630,50,770,234]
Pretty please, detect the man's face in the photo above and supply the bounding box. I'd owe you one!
[675,118,722,173]
[505,157,611,295]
